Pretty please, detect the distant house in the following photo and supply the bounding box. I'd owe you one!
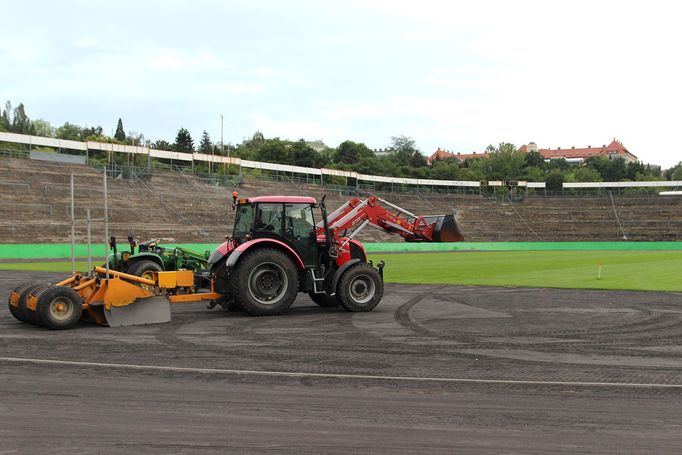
[427,148,489,164]
[519,139,638,164]
[373,147,394,157]
[428,139,637,165]
[306,140,329,152]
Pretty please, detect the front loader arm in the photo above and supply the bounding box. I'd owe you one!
[317,196,464,243]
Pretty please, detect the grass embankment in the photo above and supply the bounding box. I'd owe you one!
[1,251,680,292]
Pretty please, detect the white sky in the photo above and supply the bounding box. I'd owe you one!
[2,0,681,167]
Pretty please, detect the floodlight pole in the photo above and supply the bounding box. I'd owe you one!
[103,171,109,280]
[70,173,75,274]
[221,114,227,176]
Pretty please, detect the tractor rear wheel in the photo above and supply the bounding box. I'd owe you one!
[230,248,298,316]
[308,292,339,307]
[221,299,243,312]
[35,286,83,330]
[337,263,383,312]
[7,281,37,323]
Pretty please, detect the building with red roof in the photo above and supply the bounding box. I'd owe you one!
[518,139,637,163]
[427,148,489,164]
[429,139,637,165]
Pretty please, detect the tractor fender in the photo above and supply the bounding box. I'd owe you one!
[127,253,165,270]
[329,258,361,296]
[207,239,237,266]
[225,238,305,270]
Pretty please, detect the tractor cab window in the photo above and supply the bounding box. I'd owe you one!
[284,203,316,266]
[254,203,284,236]
[233,203,255,240]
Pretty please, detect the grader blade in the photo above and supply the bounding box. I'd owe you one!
[104,296,171,327]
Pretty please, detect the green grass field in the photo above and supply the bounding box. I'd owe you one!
[0,262,93,273]
[368,250,682,292]
[1,250,681,292]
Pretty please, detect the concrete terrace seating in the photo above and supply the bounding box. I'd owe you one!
[1,156,681,244]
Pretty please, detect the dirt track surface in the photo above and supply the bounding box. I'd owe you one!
[1,271,682,454]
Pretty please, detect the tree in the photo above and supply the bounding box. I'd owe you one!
[251,131,265,145]
[152,139,172,150]
[56,122,83,141]
[546,158,570,171]
[126,130,145,146]
[31,119,55,138]
[174,128,194,153]
[521,166,546,182]
[11,103,31,134]
[199,130,212,153]
[571,166,602,182]
[482,142,525,180]
[290,139,319,167]
[82,125,104,140]
[523,150,546,169]
[625,161,645,181]
[546,169,565,191]
[114,118,126,142]
[585,156,626,181]
[389,135,419,166]
[0,101,11,131]
[672,163,682,180]
[429,158,461,180]
[410,151,428,168]
[256,139,289,164]
[334,140,374,164]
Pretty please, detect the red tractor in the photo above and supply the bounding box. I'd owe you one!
[206,194,463,315]
[7,193,463,329]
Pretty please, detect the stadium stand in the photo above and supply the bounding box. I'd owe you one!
[0,157,681,244]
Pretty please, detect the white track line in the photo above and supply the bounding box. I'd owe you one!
[1,356,680,389]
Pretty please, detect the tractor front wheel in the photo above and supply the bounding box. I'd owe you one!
[337,263,383,312]
[230,248,298,316]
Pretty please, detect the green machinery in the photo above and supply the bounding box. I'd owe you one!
[107,236,210,283]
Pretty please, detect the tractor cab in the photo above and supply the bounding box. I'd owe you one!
[231,196,319,267]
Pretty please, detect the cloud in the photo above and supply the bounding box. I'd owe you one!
[148,49,227,71]
[250,114,339,142]
[217,82,266,94]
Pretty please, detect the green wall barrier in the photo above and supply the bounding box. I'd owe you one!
[0,241,681,259]
[0,243,220,260]
[363,242,682,253]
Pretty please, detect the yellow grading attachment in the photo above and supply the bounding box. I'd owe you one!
[16,267,224,329]
[42,267,222,328]
[78,267,170,327]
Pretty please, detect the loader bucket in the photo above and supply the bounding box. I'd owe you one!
[431,214,465,242]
